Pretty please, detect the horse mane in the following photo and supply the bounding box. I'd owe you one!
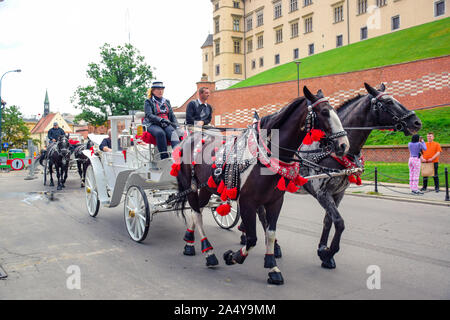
[260,97,306,129]
[335,94,365,113]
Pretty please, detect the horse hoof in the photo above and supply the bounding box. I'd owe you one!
[183,245,195,256]
[321,258,336,269]
[49,182,54,187]
[240,234,246,245]
[57,185,62,191]
[62,185,65,188]
[274,241,282,259]
[267,271,284,285]
[206,254,219,267]
[317,245,331,261]
[223,250,234,265]
[81,183,84,188]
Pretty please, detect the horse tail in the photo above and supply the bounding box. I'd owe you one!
[173,165,192,223]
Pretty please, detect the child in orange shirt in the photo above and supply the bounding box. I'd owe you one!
[421,132,442,193]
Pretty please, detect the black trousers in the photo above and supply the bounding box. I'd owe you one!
[422,162,439,190]
[147,124,180,159]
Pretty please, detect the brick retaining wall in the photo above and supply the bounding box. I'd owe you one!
[362,145,449,163]
[178,56,450,127]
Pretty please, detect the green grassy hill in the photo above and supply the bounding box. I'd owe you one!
[365,106,450,145]
[230,17,450,89]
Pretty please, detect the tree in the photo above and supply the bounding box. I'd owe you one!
[71,43,154,126]
[1,105,32,148]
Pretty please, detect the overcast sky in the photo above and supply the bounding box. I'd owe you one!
[0,0,213,118]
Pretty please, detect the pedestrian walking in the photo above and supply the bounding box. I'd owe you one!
[408,134,427,195]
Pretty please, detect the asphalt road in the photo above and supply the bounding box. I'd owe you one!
[0,170,449,300]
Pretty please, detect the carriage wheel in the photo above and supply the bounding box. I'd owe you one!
[124,185,150,243]
[211,201,240,230]
[85,166,100,217]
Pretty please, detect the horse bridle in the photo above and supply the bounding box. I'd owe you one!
[259,98,347,159]
[344,93,416,132]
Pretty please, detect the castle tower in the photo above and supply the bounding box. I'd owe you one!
[211,0,245,90]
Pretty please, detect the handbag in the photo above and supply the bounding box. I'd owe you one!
[421,162,434,177]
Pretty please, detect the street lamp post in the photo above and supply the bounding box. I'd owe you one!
[0,69,22,151]
[294,61,301,97]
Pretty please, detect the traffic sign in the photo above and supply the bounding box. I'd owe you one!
[2,142,8,149]
[10,158,24,170]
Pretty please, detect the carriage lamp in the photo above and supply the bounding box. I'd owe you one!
[86,187,92,194]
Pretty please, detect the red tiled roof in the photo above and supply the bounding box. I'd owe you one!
[30,113,56,134]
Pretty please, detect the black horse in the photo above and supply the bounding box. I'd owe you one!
[247,83,422,270]
[44,134,71,190]
[72,139,94,188]
[173,86,349,285]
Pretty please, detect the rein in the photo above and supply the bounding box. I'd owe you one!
[344,93,416,131]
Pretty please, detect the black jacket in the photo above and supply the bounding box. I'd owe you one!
[99,137,111,151]
[143,97,178,127]
[186,100,212,125]
[47,127,65,141]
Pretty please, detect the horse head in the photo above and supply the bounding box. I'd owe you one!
[364,83,422,136]
[303,86,350,157]
[57,134,71,165]
[86,139,94,150]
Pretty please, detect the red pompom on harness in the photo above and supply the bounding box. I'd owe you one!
[331,155,364,185]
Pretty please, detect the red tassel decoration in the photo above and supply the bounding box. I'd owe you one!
[226,187,238,200]
[201,139,205,144]
[214,147,219,152]
[356,176,362,186]
[310,129,325,142]
[303,133,313,145]
[216,203,231,216]
[170,163,181,177]
[192,161,196,166]
[212,163,217,169]
[286,180,299,193]
[294,175,309,186]
[217,180,225,194]
[211,156,216,162]
[221,188,228,201]
[348,175,357,184]
[208,176,217,188]
[277,177,287,191]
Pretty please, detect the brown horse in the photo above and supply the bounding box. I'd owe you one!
[173,86,349,284]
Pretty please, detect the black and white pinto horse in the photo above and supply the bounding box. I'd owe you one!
[45,134,71,190]
[251,83,422,270]
[173,86,349,284]
[72,139,94,188]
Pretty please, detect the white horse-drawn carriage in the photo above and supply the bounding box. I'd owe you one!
[83,113,240,242]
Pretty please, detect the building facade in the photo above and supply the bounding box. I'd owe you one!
[202,0,449,89]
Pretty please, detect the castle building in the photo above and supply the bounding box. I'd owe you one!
[202,0,448,90]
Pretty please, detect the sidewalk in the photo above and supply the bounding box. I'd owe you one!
[345,180,450,207]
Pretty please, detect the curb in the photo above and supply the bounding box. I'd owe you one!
[345,191,450,207]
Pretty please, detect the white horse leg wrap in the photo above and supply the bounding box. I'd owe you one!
[265,230,276,255]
